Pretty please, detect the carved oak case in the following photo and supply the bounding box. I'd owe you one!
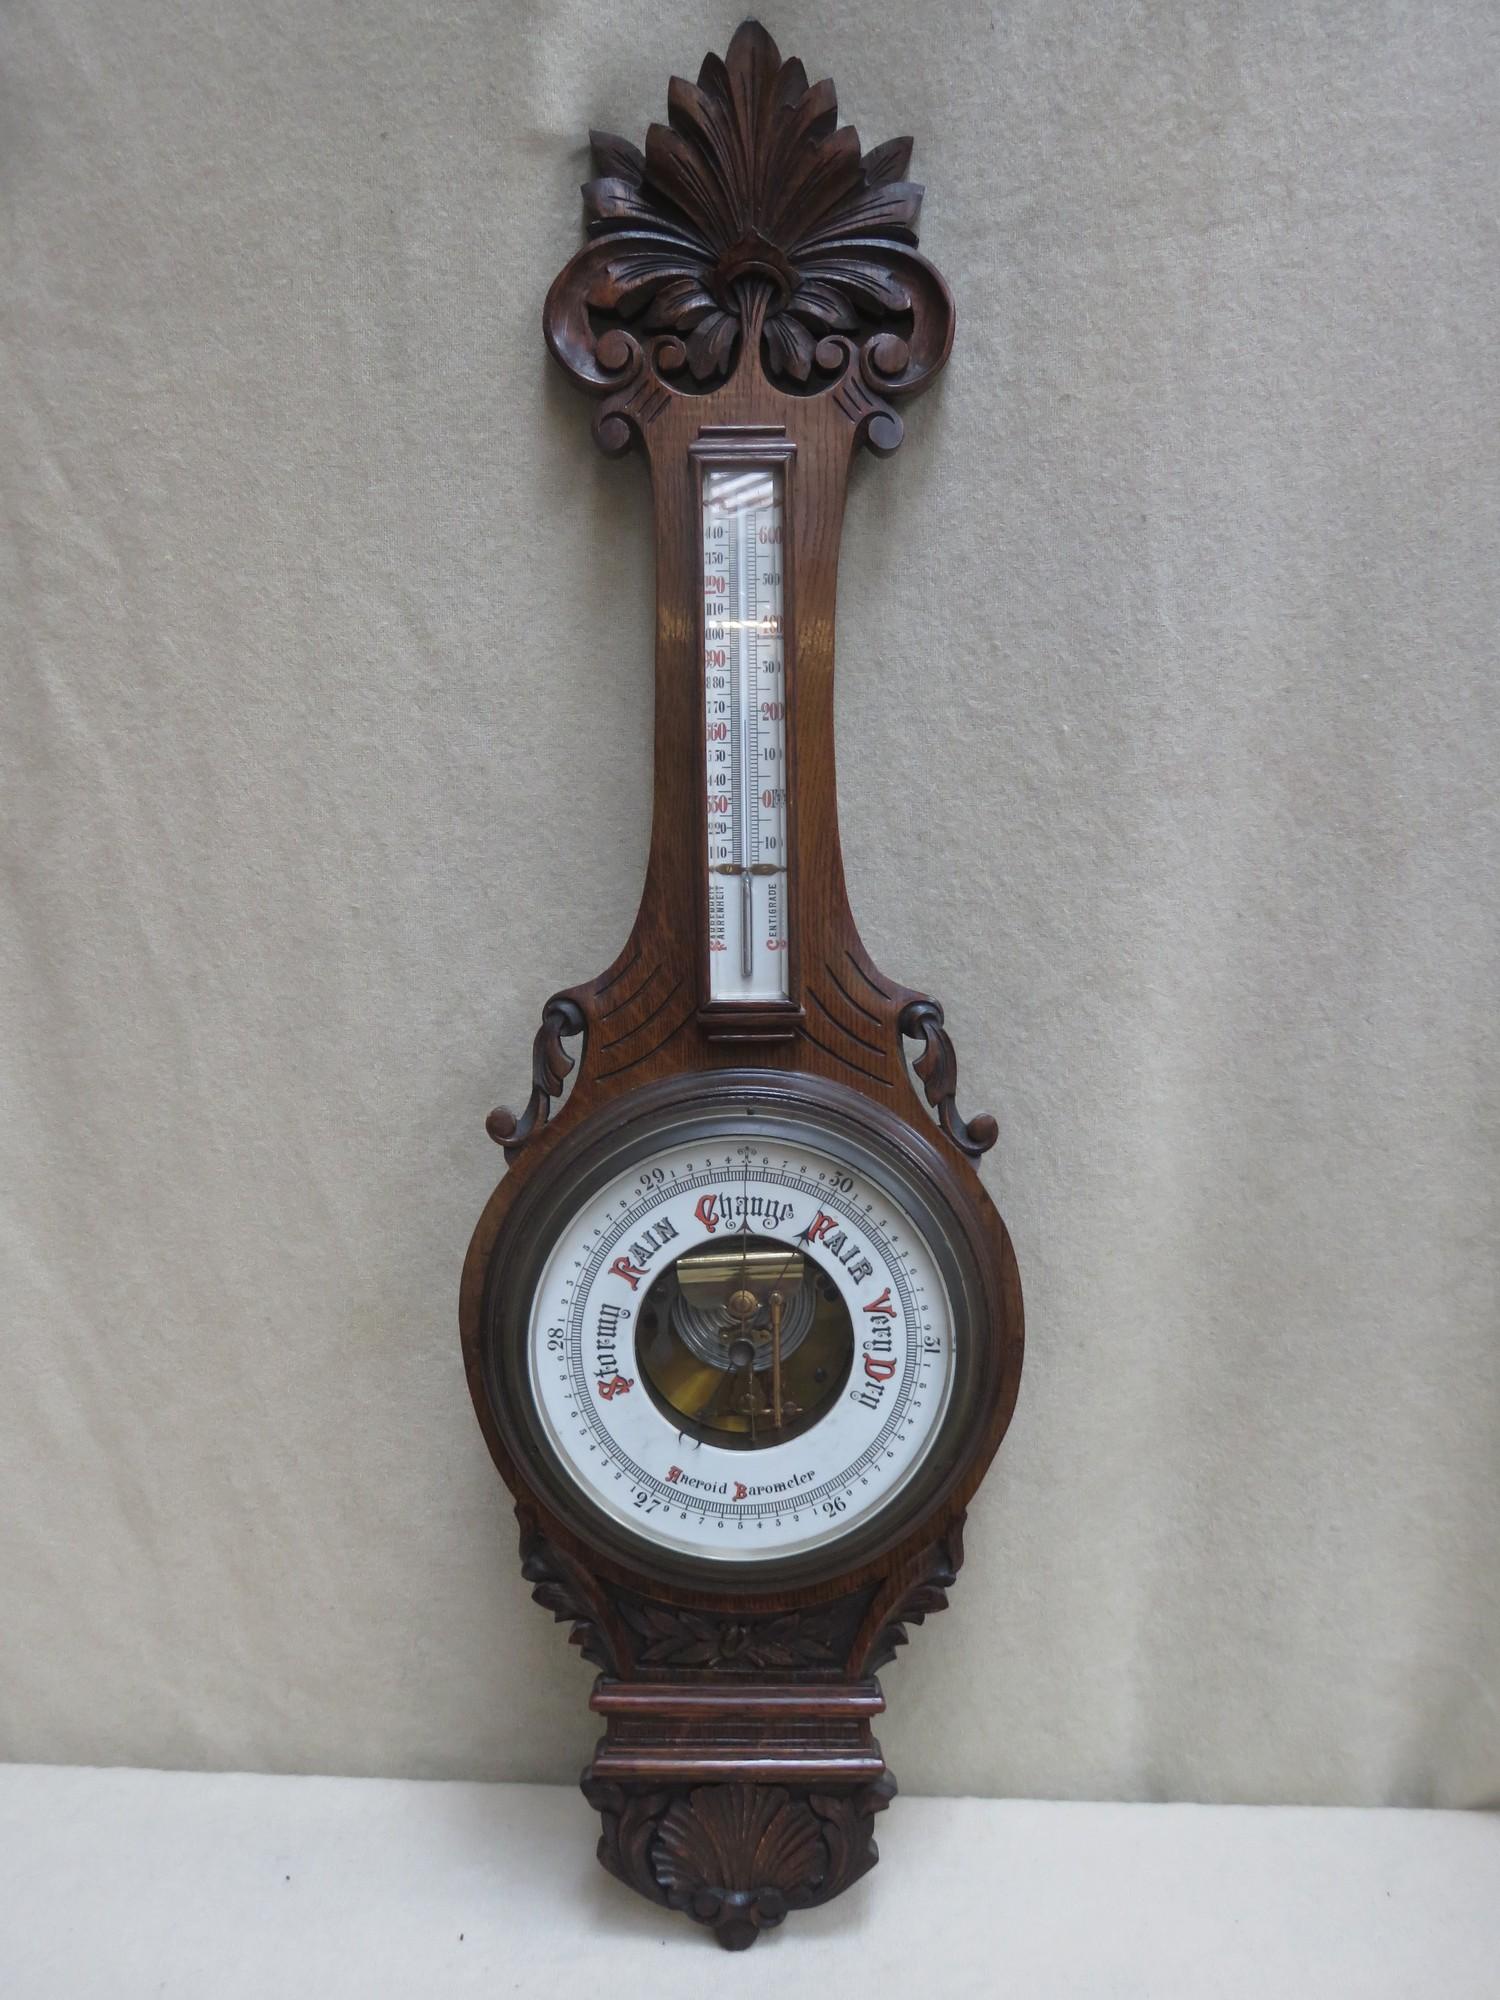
[460,21,1022,1949]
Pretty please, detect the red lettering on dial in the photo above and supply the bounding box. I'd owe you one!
[695,1194,721,1234]
[609,1257,646,1291]
[597,1375,634,1399]
[862,1287,895,1315]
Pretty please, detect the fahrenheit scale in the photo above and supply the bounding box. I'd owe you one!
[702,464,788,1002]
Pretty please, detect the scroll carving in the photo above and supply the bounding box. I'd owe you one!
[582,1776,895,1951]
[898,998,999,1158]
[542,20,954,456]
[486,993,586,1161]
[858,1523,966,1674]
[516,1517,620,1675]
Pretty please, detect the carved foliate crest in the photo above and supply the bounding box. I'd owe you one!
[544,19,955,454]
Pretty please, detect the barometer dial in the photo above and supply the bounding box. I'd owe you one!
[481,1085,992,1583]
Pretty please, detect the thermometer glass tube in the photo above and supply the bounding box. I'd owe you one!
[702,465,789,1003]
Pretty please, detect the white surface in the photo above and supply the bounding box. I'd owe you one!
[0,1766,1495,1998]
[2,0,1499,1807]
[527,1131,956,1565]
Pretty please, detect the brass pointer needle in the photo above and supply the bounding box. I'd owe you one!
[770,1290,784,1429]
[738,1145,752,1291]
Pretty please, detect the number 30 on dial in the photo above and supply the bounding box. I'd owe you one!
[482,1089,984,1577]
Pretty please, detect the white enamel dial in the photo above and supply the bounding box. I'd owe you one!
[526,1128,956,1564]
[702,464,789,1002]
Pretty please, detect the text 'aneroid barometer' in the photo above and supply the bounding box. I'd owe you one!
[460,21,1023,1949]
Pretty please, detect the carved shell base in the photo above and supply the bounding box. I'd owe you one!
[582,1773,897,1950]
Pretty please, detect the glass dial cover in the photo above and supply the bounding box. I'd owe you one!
[497,1107,966,1571]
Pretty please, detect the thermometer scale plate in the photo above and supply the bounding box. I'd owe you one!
[694,432,798,1027]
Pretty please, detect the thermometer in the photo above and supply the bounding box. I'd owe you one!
[701,465,789,1003]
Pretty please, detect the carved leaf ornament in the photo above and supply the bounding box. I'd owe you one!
[616,1593,852,1671]
[545,20,955,445]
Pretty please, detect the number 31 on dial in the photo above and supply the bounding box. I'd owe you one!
[523,1126,957,1566]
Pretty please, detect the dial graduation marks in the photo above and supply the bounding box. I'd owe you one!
[528,1135,954,1563]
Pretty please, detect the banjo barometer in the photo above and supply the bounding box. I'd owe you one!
[461,21,1023,1948]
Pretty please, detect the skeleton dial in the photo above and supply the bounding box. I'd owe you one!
[526,1129,957,1565]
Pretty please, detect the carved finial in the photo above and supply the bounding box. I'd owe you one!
[544,19,954,452]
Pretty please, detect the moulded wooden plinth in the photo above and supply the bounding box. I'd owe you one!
[582,1678,896,1950]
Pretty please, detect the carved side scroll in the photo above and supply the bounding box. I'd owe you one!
[542,20,955,455]
[516,1515,621,1675]
[486,992,587,1161]
[898,998,999,1158]
[857,1522,966,1674]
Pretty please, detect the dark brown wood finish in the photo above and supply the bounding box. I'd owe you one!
[460,22,1023,1948]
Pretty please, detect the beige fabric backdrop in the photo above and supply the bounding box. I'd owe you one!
[2,0,1496,1806]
